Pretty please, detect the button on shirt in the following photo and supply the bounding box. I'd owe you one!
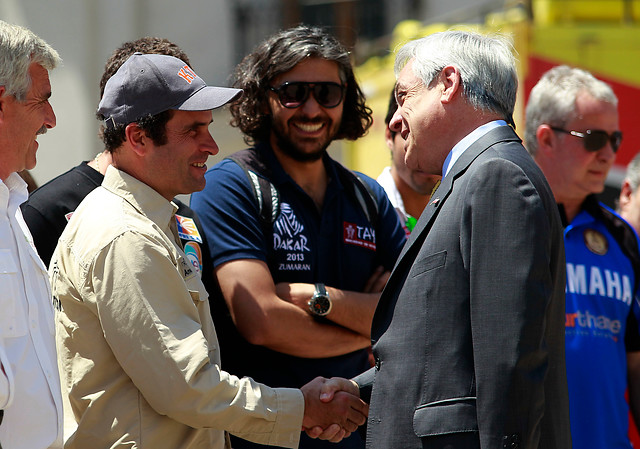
[52,166,304,449]
[0,173,63,449]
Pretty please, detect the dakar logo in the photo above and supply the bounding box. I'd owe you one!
[177,65,197,84]
[273,203,310,252]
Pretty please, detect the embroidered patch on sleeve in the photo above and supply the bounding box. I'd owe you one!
[175,215,203,243]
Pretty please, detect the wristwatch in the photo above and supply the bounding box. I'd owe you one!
[308,283,332,317]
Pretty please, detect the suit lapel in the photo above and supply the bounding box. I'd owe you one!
[377,126,522,320]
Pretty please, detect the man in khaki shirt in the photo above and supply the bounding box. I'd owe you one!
[51,52,367,449]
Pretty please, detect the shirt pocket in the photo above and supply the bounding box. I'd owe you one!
[0,249,28,337]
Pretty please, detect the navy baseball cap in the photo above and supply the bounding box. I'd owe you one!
[97,52,242,128]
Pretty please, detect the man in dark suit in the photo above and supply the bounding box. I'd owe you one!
[318,30,571,449]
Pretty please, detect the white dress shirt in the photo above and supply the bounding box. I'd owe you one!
[441,120,508,178]
[0,173,62,449]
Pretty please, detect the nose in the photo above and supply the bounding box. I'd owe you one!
[389,109,402,134]
[300,94,323,116]
[44,101,56,129]
[202,130,219,156]
[598,140,617,162]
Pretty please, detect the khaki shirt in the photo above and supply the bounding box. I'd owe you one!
[51,166,303,449]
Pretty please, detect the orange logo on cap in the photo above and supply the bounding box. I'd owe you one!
[177,65,197,84]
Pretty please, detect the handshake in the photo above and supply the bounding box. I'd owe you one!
[300,376,368,443]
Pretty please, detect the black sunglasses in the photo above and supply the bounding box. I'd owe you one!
[550,126,623,153]
[269,82,346,109]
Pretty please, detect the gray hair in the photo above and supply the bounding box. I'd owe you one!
[524,65,617,156]
[394,30,517,126]
[0,20,61,101]
[625,152,640,192]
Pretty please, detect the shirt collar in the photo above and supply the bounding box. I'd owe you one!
[559,194,602,228]
[102,165,177,229]
[442,120,507,178]
[258,141,344,192]
[0,172,28,215]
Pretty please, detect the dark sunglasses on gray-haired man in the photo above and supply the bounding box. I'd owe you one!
[550,126,623,153]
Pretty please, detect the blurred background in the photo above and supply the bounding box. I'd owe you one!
[3,0,640,207]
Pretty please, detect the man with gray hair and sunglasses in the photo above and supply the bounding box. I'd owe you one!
[525,64,640,449]
[0,20,63,449]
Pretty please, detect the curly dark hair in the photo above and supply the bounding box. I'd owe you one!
[97,37,189,152]
[229,25,372,145]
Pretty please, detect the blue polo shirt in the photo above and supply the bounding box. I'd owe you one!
[190,143,405,387]
[562,197,640,449]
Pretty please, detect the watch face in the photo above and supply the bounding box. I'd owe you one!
[310,295,331,316]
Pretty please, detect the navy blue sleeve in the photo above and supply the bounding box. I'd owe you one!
[356,172,406,271]
[626,234,640,352]
[190,159,267,268]
[625,308,640,352]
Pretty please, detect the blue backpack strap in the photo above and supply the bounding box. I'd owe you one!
[225,148,280,227]
[334,163,379,225]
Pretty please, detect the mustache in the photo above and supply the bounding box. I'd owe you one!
[36,125,47,136]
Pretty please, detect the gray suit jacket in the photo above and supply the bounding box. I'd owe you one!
[354,126,571,449]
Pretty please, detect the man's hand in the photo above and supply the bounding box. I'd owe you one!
[301,377,367,443]
[363,266,390,293]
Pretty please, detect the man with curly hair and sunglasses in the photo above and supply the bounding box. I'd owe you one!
[525,65,640,449]
[190,25,405,449]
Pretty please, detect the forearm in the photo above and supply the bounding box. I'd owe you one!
[233,298,371,357]
[276,283,379,337]
[323,287,378,337]
[218,260,371,357]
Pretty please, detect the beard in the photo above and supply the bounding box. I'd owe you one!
[271,118,336,163]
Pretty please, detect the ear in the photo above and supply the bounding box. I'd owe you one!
[384,126,394,151]
[619,180,633,209]
[124,123,148,157]
[440,65,461,104]
[536,124,557,157]
[0,86,7,118]
[261,96,273,115]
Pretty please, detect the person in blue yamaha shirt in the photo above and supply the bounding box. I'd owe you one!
[525,65,640,449]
